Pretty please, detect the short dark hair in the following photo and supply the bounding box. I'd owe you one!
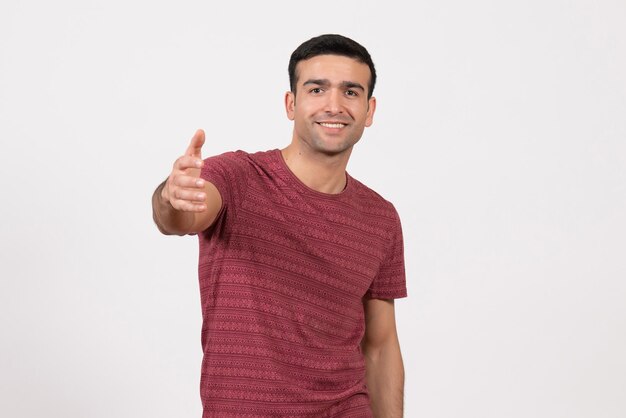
[288,34,377,99]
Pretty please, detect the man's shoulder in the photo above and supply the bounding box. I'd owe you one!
[207,149,275,163]
[204,149,277,172]
[347,175,399,218]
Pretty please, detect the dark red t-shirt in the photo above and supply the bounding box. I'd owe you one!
[198,150,407,417]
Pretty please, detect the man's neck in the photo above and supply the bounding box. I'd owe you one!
[280,143,352,195]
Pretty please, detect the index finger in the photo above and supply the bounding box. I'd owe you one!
[185,129,205,158]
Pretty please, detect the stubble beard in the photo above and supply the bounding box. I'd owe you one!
[303,122,364,157]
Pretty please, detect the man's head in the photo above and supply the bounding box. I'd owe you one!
[288,34,377,99]
[284,35,377,157]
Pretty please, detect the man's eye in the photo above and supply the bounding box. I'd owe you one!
[310,88,323,94]
[345,90,358,97]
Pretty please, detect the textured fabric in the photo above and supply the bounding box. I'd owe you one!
[197,149,407,417]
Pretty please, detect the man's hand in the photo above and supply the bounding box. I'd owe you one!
[152,129,222,235]
[162,129,208,212]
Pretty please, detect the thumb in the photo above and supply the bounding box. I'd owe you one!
[185,129,205,158]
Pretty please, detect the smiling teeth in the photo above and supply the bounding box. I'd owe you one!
[320,123,345,128]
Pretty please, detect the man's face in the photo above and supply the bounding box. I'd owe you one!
[285,54,376,156]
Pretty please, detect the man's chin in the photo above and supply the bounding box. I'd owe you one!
[313,142,356,157]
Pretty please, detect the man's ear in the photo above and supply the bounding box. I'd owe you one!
[285,91,295,120]
[365,96,377,127]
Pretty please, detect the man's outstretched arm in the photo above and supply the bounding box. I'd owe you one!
[361,298,404,418]
[152,129,222,235]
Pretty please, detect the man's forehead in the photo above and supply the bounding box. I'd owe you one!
[295,54,371,83]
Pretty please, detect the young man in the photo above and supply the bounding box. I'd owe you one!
[152,34,407,417]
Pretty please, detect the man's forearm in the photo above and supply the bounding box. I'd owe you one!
[152,180,195,235]
[364,343,405,418]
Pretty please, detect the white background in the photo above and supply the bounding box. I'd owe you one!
[1,1,625,417]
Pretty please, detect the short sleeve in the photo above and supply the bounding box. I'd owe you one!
[366,209,408,300]
[199,151,250,230]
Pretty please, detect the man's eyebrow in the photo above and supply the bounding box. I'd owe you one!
[341,81,365,91]
[301,79,365,92]
[302,79,330,87]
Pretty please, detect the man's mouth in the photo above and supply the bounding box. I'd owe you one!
[317,122,347,129]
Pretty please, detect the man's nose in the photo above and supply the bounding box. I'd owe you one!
[324,89,343,114]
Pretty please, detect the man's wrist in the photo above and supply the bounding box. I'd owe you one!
[155,179,170,206]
